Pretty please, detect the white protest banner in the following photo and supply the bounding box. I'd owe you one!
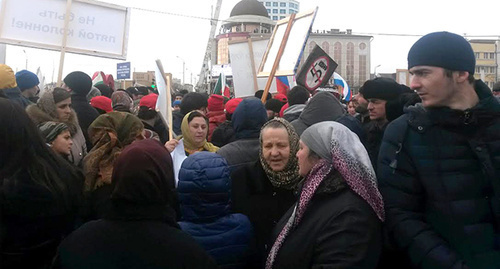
[0,0,130,59]
[229,38,288,98]
[258,8,318,77]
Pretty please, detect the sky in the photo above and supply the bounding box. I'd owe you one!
[3,0,500,85]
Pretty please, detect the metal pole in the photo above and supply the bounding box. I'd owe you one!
[183,61,185,85]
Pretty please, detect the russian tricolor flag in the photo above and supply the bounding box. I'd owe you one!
[275,76,290,96]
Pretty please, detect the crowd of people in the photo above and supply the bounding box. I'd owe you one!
[1,31,500,269]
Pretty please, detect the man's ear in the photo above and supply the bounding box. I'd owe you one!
[455,71,470,83]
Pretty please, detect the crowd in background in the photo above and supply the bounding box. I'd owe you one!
[1,31,500,269]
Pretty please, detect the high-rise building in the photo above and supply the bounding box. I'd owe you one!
[257,0,299,21]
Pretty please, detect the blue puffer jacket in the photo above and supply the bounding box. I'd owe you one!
[178,152,255,269]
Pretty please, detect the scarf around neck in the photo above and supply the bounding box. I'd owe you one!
[259,118,302,190]
[266,121,385,269]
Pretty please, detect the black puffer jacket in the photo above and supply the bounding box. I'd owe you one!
[378,80,500,269]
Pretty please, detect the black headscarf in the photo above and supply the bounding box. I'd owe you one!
[106,139,178,227]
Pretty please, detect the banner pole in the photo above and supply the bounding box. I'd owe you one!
[57,0,73,86]
[261,13,296,103]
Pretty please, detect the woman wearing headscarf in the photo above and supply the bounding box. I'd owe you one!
[26,87,87,167]
[83,111,144,220]
[164,111,219,186]
[265,121,384,269]
[111,90,133,113]
[231,117,302,265]
[1,99,83,269]
[53,139,217,269]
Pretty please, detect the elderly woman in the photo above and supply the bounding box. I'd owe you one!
[26,87,87,167]
[165,111,219,186]
[231,117,302,265]
[83,111,144,220]
[265,121,384,269]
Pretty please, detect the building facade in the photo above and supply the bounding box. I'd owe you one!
[303,29,372,93]
[215,0,275,65]
[258,0,299,21]
[469,39,498,89]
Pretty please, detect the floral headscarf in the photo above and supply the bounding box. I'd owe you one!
[83,112,143,191]
[259,118,301,190]
[266,121,385,269]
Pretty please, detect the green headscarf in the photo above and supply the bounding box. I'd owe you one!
[83,111,144,191]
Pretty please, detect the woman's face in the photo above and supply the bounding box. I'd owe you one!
[56,97,72,122]
[297,140,320,176]
[51,130,73,156]
[347,101,357,116]
[261,127,290,172]
[188,116,208,146]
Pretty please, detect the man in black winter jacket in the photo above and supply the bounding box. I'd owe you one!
[378,31,500,269]
[63,71,99,150]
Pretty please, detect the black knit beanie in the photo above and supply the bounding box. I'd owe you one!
[360,77,404,101]
[408,31,475,74]
[63,71,92,95]
[265,99,284,113]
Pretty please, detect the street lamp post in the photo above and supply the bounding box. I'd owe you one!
[23,49,28,69]
[176,56,185,85]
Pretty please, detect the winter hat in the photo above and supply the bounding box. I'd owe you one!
[224,98,242,114]
[63,71,92,95]
[265,98,285,113]
[408,31,475,74]
[172,100,181,107]
[0,64,17,89]
[139,93,159,110]
[360,77,404,101]
[38,121,69,143]
[273,93,288,103]
[91,96,113,113]
[53,87,72,104]
[95,83,113,98]
[288,85,309,105]
[207,94,224,112]
[15,70,39,91]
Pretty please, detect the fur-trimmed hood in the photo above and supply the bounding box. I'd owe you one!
[26,89,80,135]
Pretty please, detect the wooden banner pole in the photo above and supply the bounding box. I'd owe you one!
[57,0,73,86]
[155,60,173,139]
[261,13,296,103]
[247,38,259,93]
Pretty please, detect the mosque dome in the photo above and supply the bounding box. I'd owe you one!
[230,0,269,18]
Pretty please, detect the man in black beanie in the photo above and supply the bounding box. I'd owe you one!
[359,77,407,169]
[63,71,99,150]
[378,31,500,268]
